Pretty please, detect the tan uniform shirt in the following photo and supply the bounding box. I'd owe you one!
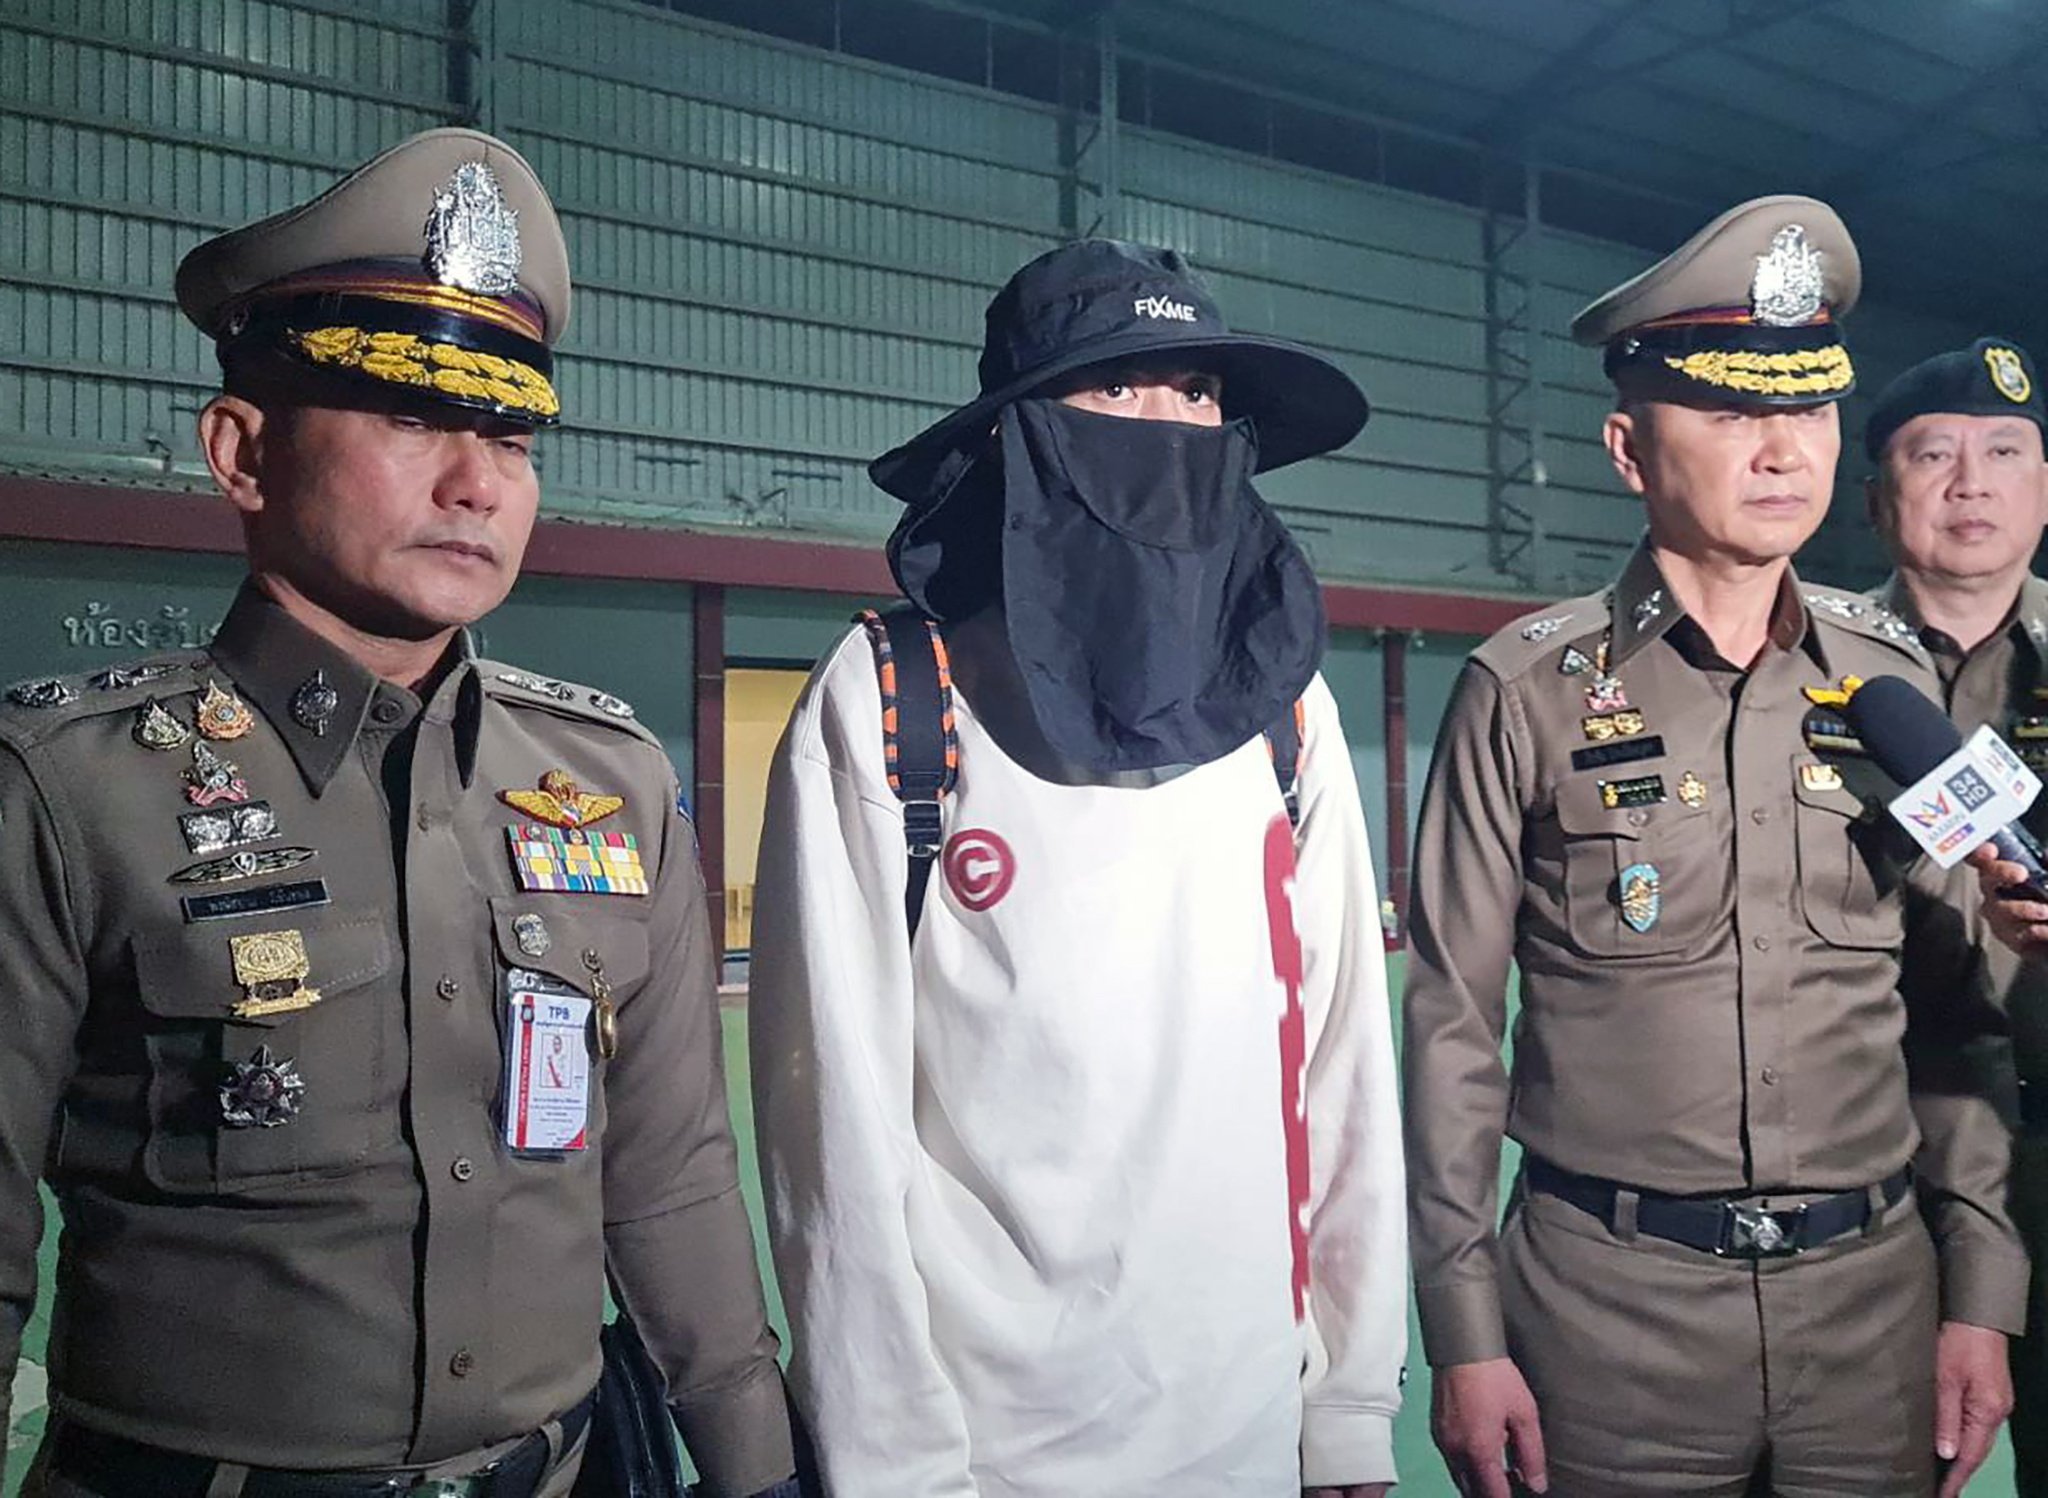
[1404,542,2029,1368]
[0,586,791,1491]
[1876,573,2048,1080]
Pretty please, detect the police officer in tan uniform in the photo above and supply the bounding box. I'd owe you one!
[1864,337,2048,1493]
[0,129,799,1497]
[1404,196,2027,1497]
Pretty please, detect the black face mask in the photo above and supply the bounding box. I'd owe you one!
[974,399,1325,773]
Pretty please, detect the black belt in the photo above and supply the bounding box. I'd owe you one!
[53,1393,594,1498]
[1525,1156,1913,1259]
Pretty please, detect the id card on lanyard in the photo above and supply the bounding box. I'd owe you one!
[503,968,594,1154]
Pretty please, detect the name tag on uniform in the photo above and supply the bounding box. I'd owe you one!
[1570,735,1665,773]
[1599,774,1665,809]
[503,970,593,1154]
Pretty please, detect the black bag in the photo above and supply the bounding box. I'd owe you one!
[571,1309,691,1498]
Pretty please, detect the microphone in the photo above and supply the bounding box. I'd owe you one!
[1843,674,2048,902]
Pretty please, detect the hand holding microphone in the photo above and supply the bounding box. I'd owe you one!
[1842,675,2048,954]
[1844,674,2048,901]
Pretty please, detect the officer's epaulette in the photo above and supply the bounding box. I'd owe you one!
[1800,585,1927,662]
[0,656,210,746]
[476,660,662,748]
[1469,587,1611,683]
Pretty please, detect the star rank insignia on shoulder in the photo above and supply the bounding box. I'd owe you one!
[5,677,80,710]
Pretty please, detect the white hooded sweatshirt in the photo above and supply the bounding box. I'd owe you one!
[749,623,1405,1497]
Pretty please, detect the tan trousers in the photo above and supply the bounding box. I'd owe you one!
[19,1417,588,1498]
[2010,1128,2048,1496]
[1501,1184,1939,1497]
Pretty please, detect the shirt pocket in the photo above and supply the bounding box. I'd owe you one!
[1791,753,1909,951]
[129,910,396,1193]
[486,896,654,1151]
[1553,774,1715,959]
[486,896,652,999]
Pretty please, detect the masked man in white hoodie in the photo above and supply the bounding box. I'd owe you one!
[748,239,1406,1498]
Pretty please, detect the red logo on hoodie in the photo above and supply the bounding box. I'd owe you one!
[943,829,1016,911]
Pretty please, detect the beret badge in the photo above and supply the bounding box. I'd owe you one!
[1985,345,2033,405]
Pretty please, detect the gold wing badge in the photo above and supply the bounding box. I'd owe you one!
[499,769,626,830]
[1801,675,1865,708]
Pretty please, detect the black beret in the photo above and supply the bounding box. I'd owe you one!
[1864,336,2044,461]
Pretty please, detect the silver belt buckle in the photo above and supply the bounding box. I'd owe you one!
[1719,1202,1803,1258]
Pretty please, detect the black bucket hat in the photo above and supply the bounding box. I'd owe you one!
[869,239,1369,503]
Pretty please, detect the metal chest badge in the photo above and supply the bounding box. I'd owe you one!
[1558,647,1593,677]
[291,670,339,737]
[1802,675,1865,708]
[183,741,251,807]
[1581,710,1646,742]
[195,680,255,740]
[1799,762,1845,793]
[133,697,191,751]
[1678,771,1708,809]
[170,847,317,886]
[499,770,626,830]
[228,929,323,1019]
[1584,672,1629,714]
[220,1045,305,1129]
[1618,862,1662,934]
[181,801,280,855]
[513,912,552,958]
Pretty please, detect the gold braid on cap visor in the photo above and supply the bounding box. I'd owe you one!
[1661,343,1854,398]
[290,326,559,419]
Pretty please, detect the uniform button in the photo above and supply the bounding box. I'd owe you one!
[1627,809,1649,828]
[451,1156,475,1182]
[416,805,434,832]
[1761,1066,1780,1085]
[1752,934,1771,951]
[1750,808,1769,825]
[372,698,403,724]
[449,1349,475,1377]
[436,975,462,1001]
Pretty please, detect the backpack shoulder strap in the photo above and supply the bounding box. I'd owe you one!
[1263,696,1307,832]
[855,605,958,937]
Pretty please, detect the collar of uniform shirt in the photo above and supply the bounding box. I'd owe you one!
[1876,569,2048,672]
[1607,537,1820,673]
[208,582,482,796]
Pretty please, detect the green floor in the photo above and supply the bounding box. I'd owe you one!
[5,960,2018,1493]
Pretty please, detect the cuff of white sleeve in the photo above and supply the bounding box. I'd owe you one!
[1301,1404,1398,1488]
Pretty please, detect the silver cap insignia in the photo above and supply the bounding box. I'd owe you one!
[424,160,522,297]
[1750,225,1825,328]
